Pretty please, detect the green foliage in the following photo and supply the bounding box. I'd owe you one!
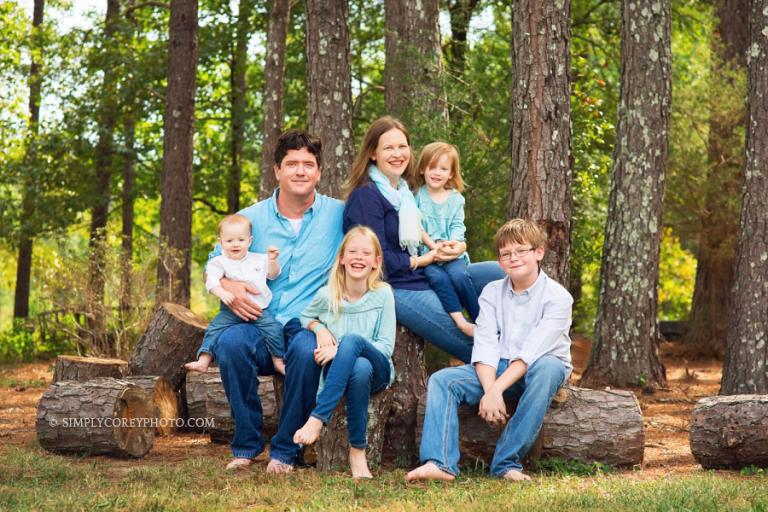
[531,457,615,477]
[0,319,76,363]
[658,228,697,320]
[740,465,767,477]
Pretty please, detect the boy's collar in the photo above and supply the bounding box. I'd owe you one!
[506,270,546,297]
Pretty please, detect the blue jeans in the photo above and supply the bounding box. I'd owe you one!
[423,259,480,321]
[311,334,391,448]
[213,323,276,459]
[419,356,566,476]
[394,261,505,363]
[199,305,285,359]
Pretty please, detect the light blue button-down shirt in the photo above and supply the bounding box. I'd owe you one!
[471,270,573,374]
[208,189,345,325]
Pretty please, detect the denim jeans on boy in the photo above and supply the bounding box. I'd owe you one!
[199,305,285,360]
[419,355,567,476]
[423,259,480,321]
[311,334,391,448]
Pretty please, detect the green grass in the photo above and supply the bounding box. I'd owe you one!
[2,445,768,511]
[0,376,47,388]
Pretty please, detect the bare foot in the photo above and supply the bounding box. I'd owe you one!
[405,462,455,482]
[185,360,209,372]
[266,459,294,474]
[225,458,253,470]
[293,417,323,446]
[272,357,286,376]
[349,447,372,479]
[502,469,531,482]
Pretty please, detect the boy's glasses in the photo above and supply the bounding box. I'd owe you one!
[499,248,534,261]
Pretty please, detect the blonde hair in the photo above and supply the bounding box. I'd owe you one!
[416,142,465,192]
[494,219,547,256]
[218,214,252,236]
[343,116,416,198]
[327,226,388,316]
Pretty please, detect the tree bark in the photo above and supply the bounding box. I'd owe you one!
[581,0,671,389]
[157,0,198,307]
[690,395,768,469]
[259,0,289,200]
[13,0,44,320]
[508,0,572,287]
[53,355,128,382]
[305,0,354,198]
[36,378,155,457]
[123,376,178,435]
[446,0,479,79]
[119,108,136,328]
[720,0,768,394]
[384,0,446,125]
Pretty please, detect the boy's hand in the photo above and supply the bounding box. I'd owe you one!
[314,344,337,366]
[267,245,280,260]
[478,390,509,426]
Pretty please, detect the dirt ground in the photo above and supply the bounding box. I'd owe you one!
[0,339,724,477]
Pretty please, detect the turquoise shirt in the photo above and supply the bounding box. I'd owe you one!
[300,284,397,391]
[208,189,345,325]
[414,186,470,263]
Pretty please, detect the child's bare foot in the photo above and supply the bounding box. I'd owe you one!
[349,447,373,479]
[293,417,323,446]
[272,357,286,375]
[185,360,209,372]
[225,457,253,470]
[405,462,455,482]
[266,458,293,474]
[502,469,531,482]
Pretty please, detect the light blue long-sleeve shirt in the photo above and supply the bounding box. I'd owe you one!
[208,189,345,325]
[471,271,573,375]
[414,186,470,263]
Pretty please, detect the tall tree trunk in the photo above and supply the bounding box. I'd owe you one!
[13,0,45,320]
[87,0,121,355]
[446,0,478,78]
[508,0,572,287]
[581,0,671,389]
[720,0,768,394]
[228,0,253,213]
[305,0,354,198]
[259,0,289,200]
[119,107,135,326]
[157,0,198,307]
[682,0,749,355]
[384,0,446,125]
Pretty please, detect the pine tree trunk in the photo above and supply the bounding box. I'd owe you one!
[259,0,290,200]
[157,0,198,307]
[53,355,128,382]
[305,0,354,198]
[446,0,478,79]
[123,376,179,436]
[581,0,671,389]
[720,0,768,394]
[384,0,446,125]
[228,0,253,213]
[120,108,135,325]
[508,0,572,288]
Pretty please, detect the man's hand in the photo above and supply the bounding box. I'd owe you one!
[314,344,337,366]
[220,278,262,321]
[478,389,509,426]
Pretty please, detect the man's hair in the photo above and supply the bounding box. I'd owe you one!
[273,130,322,168]
[218,214,252,236]
[494,219,547,256]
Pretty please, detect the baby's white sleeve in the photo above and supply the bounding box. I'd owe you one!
[205,258,226,291]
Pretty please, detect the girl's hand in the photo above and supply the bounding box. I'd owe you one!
[315,327,337,349]
[314,344,337,366]
[436,240,463,262]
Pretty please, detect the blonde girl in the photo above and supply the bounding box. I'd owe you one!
[292,226,396,479]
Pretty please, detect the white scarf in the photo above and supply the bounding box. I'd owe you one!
[368,164,422,257]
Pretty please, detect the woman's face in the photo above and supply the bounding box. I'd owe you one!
[372,128,410,185]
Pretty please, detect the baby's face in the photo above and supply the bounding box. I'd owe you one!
[219,222,252,260]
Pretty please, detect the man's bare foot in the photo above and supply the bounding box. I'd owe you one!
[272,357,286,376]
[293,417,323,446]
[266,459,293,474]
[349,447,373,479]
[405,462,455,482]
[502,469,531,481]
[185,360,209,372]
[225,457,253,470]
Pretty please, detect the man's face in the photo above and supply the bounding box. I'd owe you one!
[274,147,321,198]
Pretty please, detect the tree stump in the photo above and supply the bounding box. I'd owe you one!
[123,376,178,436]
[128,302,208,391]
[690,395,768,469]
[36,377,155,457]
[53,355,128,383]
[417,385,644,468]
[382,325,426,467]
[315,389,393,471]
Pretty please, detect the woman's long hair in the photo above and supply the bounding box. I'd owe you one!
[327,226,388,316]
[342,116,416,198]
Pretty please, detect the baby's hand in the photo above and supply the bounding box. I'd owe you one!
[219,290,235,306]
[267,246,280,260]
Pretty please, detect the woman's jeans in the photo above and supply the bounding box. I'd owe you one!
[418,356,567,476]
[311,334,391,448]
[423,259,480,321]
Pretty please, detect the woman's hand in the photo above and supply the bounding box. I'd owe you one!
[314,344,338,366]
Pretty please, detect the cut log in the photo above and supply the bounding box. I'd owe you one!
[416,385,644,468]
[123,376,178,436]
[36,377,155,457]
[382,325,426,467]
[128,302,208,391]
[315,389,393,471]
[53,355,128,383]
[690,395,768,469]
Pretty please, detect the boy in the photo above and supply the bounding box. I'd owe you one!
[406,218,572,482]
[186,214,286,375]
